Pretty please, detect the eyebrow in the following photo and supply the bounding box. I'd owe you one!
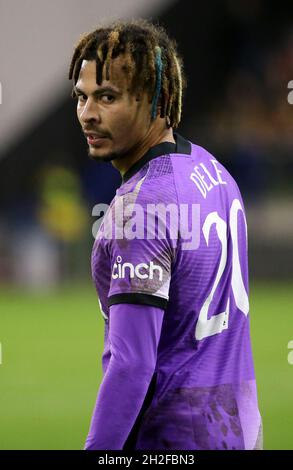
[74,85,121,96]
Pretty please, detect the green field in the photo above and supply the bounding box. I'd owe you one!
[0,282,292,450]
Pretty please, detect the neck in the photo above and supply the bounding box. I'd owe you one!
[111,126,175,177]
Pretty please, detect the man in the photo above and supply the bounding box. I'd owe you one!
[69,18,262,450]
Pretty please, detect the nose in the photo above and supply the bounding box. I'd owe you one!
[79,98,101,124]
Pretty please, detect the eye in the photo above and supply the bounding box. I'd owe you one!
[100,94,115,103]
[74,91,87,102]
[77,94,87,102]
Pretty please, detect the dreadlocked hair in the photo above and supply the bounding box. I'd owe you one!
[68,18,186,128]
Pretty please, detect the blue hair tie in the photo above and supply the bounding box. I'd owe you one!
[151,46,163,119]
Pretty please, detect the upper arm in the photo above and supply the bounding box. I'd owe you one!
[108,303,164,370]
[106,199,176,311]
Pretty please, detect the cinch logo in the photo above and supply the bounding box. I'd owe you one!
[111,256,163,281]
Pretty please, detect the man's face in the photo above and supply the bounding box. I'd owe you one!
[75,56,152,162]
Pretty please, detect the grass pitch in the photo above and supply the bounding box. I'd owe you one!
[0,282,292,449]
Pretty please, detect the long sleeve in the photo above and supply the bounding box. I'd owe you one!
[84,302,164,450]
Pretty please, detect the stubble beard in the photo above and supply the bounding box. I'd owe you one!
[87,145,129,163]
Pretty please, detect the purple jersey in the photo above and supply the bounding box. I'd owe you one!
[89,133,262,450]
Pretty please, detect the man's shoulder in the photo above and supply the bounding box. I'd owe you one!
[170,138,244,204]
[116,156,177,207]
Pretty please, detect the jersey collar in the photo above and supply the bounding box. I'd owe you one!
[121,132,192,184]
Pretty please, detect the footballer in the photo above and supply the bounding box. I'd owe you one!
[69,18,263,450]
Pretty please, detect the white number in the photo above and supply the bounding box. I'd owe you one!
[195,198,249,340]
[230,199,249,315]
[195,212,229,340]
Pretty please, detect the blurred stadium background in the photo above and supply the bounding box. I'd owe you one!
[0,0,292,450]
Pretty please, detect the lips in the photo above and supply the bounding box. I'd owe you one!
[84,132,108,145]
